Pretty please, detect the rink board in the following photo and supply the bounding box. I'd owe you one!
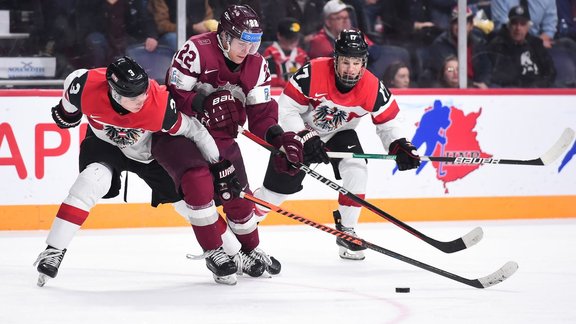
[1,89,575,229]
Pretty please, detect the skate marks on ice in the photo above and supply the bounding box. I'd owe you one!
[1,219,576,323]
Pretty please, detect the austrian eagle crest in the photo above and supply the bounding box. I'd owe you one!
[104,126,142,147]
[313,105,348,131]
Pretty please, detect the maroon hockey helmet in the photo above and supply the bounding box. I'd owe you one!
[217,5,263,54]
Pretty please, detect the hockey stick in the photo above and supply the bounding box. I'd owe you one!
[240,192,518,289]
[239,126,483,253]
[326,128,575,166]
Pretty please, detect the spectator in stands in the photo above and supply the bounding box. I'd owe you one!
[437,55,459,87]
[77,0,159,68]
[427,0,457,31]
[492,0,558,48]
[147,0,218,51]
[486,5,556,87]
[422,5,490,88]
[209,0,262,21]
[25,0,78,78]
[263,18,309,88]
[375,0,440,48]
[308,0,354,59]
[382,61,411,88]
[557,0,576,41]
[260,0,327,43]
[341,0,373,41]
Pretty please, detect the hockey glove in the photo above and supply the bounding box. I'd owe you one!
[196,90,241,137]
[51,100,82,129]
[267,126,304,176]
[298,130,330,164]
[389,138,420,171]
[209,159,242,202]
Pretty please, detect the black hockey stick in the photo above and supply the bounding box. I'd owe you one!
[239,126,483,253]
[240,192,518,289]
[326,128,575,166]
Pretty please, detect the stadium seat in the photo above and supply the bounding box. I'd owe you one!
[548,46,576,88]
[366,45,410,80]
[125,45,175,84]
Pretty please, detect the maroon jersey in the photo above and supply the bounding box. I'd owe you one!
[62,68,218,163]
[166,32,278,139]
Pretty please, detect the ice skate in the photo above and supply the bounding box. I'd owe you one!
[236,249,271,277]
[243,248,281,275]
[33,246,67,287]
[333,210,366,260]
[188,247,238,285]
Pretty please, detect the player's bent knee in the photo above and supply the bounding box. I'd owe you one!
[227,215,258,236]
[65,162,113,210]
[181,167,214,206]
[339,158,368,190]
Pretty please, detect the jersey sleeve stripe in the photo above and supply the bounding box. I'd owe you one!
[283,81,309,106]
[372,99,400,124]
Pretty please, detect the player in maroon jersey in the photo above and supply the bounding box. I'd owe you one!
[33,56,241,287]
[151,5,305,285]
[254,30,421,261]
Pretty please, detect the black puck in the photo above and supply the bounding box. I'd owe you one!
[395,287,410,293]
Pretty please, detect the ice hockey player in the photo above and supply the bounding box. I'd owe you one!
[34,56,241,286]
[151,4,304,284]
[254,29,421,261]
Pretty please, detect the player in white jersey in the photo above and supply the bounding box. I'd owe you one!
[33,56,240,287]
[254,30,421,260]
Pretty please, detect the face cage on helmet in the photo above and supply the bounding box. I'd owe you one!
[334,55,368,88]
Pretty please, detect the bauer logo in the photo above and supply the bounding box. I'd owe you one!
[396,99,493,193]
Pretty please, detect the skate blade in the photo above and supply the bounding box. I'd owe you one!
[37,274,49,287]
[260,270,273,278]
[339,247,366,260]
[213,273,237,285]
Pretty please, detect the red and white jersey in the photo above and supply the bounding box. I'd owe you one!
[278,57,404,147]
[166,32,279,139]
[61,68,219,163]
[263,42,309,88]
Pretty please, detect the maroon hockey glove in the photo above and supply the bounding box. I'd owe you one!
[209,159,242,202]
[197,90,241,137]
[267,126,304,176]
[389,138,420,171]
[51,100,82,129]
[298,130,330,164]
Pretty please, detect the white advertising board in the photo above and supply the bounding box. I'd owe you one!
[1,90,575,207]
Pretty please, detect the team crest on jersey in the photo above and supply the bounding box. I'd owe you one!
[104,126,142,148]
[313,105,348,131]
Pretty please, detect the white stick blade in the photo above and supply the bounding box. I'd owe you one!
[478,261,519,288]
[462,227,484,248]
[540,128,575,165]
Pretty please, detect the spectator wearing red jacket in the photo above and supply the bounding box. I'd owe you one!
[308,0,354,59]
[263,18,310,87]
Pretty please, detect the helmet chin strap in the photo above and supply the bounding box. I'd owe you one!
[217,33,232,60]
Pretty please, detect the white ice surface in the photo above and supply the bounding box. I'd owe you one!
[2,218,576,324]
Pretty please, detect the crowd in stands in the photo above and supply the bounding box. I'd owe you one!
[1,0,575,88]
